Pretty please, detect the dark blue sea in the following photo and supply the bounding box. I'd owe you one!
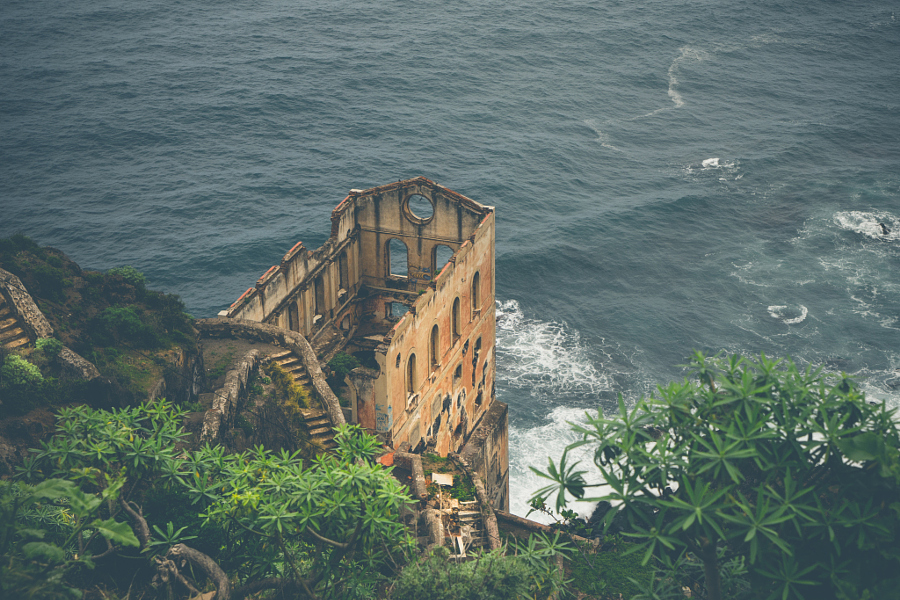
[2,0,899,517]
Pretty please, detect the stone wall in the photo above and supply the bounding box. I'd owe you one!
[201,349,260,444]
[460,400,509,512]
[195,318,345,429]
[0,267,100,381]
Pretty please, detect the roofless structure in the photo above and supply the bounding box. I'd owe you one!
[220,177,508,510]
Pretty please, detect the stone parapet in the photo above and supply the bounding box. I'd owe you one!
[195,318,345,429]
[0,268,53,340]
[201,348,259,444]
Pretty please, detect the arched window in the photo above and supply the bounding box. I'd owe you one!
[430,325,440,370]
[471,271,481,315]
[434,245,454,274]
[407,354,417,394]
[288,301,299,332]
[451,297,461,343]
[388,239,408,278]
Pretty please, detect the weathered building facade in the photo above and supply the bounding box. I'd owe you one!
[221,177,508,510]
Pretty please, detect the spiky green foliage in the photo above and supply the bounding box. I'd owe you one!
[532,353,900,600]
[18,401,414,599]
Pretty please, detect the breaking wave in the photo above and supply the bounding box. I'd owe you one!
[833,210,899,241]
[507,405,606,523]
[495,299,611,397]
[496,299,631,520]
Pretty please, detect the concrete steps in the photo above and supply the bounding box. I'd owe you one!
[270,349,312,388]
[269,350,337,451]
[299,407,337,451]
[311,322,345,362]
[0,296,30,350]
[446,502,487,555]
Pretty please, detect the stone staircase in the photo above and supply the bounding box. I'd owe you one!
[270,349,312,389]
[270,349,337,451]
[299,407,337,451]
[447,501,487,556]
[0,295,30,350]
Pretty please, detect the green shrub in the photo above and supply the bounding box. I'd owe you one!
[106,265,146,289]
[391,537,569,600]
[0,233,43,261]
[534,353,900,600]
[36,337,64,359]
[1,355,43,387]
[328,351,361,383]
[93,306,159,348]
[32,264,68,301]
[21,403,413,600]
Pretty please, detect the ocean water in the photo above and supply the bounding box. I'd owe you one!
[2,0,899,519]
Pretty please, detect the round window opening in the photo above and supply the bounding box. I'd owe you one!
[405,194,434,223]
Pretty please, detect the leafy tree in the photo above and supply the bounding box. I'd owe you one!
[532,353,900,600]
[18,400,415,600]
[0,478,139,599]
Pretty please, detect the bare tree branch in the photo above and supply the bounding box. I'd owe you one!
[121,500,151,550]
[304,526,350,550]
[92,537,117,560]
[232,577,289,600]
[166,543,231,600]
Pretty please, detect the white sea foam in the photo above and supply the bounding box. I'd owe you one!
[768,304,808,324]
[508,406,609,523]
[496,299,621,520]
[833,211,899,241]
[582,118,623,152]
[684,157,738,177]
[630,46,706,120]
[496,299,611,397]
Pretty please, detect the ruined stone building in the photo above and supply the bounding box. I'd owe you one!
[219,177,509,510]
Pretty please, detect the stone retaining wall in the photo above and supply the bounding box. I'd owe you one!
[201,349,260,444]
[0,267,100,381]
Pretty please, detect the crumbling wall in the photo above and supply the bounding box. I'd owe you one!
[201,349,260,444]
[195,318,345,429]
[222,214,361,342]
[460,400,509,512]
[379,206,496,456]
[217,178,500,483]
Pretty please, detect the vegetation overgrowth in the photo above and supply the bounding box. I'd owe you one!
[0,234,195,411]
[5,401,418,599]
[533,352,900,600]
